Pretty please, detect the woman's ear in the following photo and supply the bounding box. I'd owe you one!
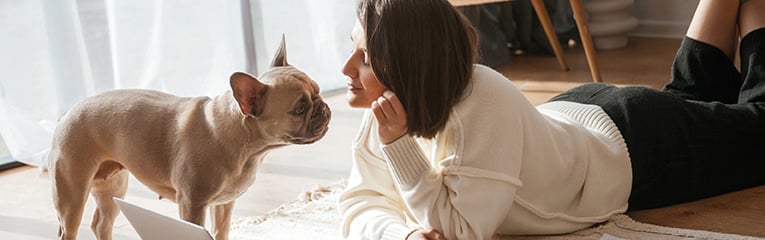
[230,72,269,117]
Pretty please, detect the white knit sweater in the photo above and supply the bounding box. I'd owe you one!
[338,65,632,240]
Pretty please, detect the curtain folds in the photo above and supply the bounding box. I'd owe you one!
[0,0,355,167]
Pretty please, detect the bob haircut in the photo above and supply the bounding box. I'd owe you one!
[358,0,479,139]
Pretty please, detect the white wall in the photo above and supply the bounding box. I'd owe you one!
[629,0,699,39]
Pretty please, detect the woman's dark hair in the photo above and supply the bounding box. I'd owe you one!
[358,0,479,139]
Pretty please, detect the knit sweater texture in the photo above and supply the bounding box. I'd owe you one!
[338,65,632,240]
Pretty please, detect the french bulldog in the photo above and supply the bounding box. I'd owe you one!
[48,36,331,240]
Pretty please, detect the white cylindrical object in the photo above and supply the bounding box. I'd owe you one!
[584,0,638,50]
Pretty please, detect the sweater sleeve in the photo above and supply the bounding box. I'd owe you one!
[337,112,420,240]
[381,122,523,240]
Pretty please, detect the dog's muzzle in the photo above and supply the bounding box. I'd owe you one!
[291,99,331,144]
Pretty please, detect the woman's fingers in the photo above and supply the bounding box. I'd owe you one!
[422,228,447,240]
[383,90,406,120]
[377,96,396,118]
[371,100,387,121]
[372,90,406,122]
[371,90,408,144]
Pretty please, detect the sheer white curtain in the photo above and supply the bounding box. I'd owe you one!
[251,0,355,91]
[0,0,355,167]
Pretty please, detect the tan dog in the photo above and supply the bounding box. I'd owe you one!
[48,36,331,240]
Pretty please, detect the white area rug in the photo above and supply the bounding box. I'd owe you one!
[230,180,346,240]
[230,180,764,240]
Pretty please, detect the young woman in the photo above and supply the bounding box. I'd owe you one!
[338,0,765,239]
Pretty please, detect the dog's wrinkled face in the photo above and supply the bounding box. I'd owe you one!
[257,68,331,144]
[230,36,331,144]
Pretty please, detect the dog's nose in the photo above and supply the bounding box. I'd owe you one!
[314,100,331,121]
[293,100,331,144]
[310,100,331,133]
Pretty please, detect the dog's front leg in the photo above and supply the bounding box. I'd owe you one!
[178,198,208,229]
[210,201,235,240]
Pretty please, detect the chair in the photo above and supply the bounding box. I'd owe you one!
[450,0,602,83]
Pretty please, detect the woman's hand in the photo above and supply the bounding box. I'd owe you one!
[406,228,447,240]
[371,90,408,144]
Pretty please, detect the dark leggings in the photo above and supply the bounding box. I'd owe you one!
[549,28,765,210]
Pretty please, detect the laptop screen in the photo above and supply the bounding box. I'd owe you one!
[113,197,214,240]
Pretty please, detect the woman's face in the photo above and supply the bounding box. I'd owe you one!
[342,20,387,109]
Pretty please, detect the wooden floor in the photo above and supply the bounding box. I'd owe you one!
[1,36,764,239]
[630,185,765,238]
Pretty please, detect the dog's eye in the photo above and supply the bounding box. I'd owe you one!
[294,101,307,115]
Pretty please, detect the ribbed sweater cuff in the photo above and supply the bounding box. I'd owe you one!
[381,136,430,189]
[381,224,415,240]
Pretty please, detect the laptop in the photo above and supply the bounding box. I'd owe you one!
[113,197,214,240]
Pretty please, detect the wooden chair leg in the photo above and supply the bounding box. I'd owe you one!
[530,0,569,71]
[570,0,603,82]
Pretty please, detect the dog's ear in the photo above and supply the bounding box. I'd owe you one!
[270,34,289,67]
[230,72,269,117]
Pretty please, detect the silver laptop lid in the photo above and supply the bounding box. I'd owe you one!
[113,197,214,240]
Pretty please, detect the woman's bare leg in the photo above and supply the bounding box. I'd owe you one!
[737,0,765,103]
[686,0,740,59]
[740,0,765,36]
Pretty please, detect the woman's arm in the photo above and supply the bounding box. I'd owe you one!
[381,133,522,240]
[338,112,421,240]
